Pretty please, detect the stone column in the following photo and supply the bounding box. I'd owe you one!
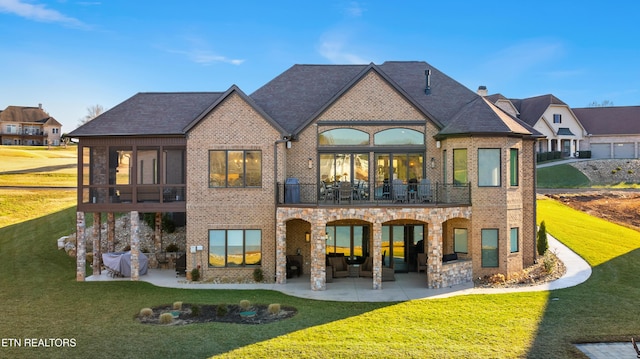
[372,222,382,290]
[275,217,287,284]
[76,212,86,281]
[92,213,101,275]
[310,213,326,291]
[149,212,162,269]
[130,211,140,281]
[427,222,443,289]
[107,212,115,252]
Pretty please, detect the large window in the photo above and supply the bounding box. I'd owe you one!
[319,129,369,145]
[209,229,261,267]
[374,153,423,184]
[326,225,368,258]
[481,229,499,267]
[454,228,468,253]
[209,150,262,188]
[374,128,424,145]
[478,149,500,187]
[319,153,369,184]
[510,149,519,186]
[510,227,519,253]
[453,149,467,185]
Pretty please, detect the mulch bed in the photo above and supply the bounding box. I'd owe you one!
[137,303,297,325]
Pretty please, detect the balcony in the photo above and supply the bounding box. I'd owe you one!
[277,181,471,207]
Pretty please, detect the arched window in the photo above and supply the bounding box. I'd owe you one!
[374,128,424,145]
[319,128,369,146]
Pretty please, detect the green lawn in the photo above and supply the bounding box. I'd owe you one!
[537,164,591,188]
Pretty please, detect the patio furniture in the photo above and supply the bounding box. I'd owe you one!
[359,257,373,277]
[329,256,349,278]
[102,251,149,277]
[382,267,395,281]
[417,253,427,273]
[418,179,432,202]
[286,255,302,278]
[632,337,640,358]
[175,253,187,276]
[338,182,352,204]
[392,179,407,203]
[320,181,334,202]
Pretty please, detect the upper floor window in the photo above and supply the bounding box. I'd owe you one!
[6,124,16,134]
[453,148,467,185]
[319,129,369,146]
[553,114,562,123]
[510,149,519,186]
[209,150,262,188]
[374,128,424,145]
[478,148,500,187]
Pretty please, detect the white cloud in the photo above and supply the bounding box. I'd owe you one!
[0,0,86,28]
[344,1,365,17]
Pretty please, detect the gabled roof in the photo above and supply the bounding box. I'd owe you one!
[573,106,640,135]
[511,94,567,126]
[0,105,60,125]
[250,61,533,137]
[182,85,286,134]
[69,92,225,137]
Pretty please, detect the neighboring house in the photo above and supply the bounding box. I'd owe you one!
[69,61,542,291]
[572,106,640,159]
[0,104,63,146]
[484,92,587,158]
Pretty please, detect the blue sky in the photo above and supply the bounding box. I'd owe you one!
[1,1,639,132]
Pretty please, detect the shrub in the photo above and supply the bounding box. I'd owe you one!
[543,252,556,273]
[190,305,200,317]
[165,243,179,252]
[537,221,548,256]
[216,304,228,317]
[488,273,505,284]
[253,268,264,282]
[190,267,200,281]
[240,300,251,310]
[172,301,183,310]
[628,170,634,174]
[159,312,173,324]
[139,308,153,317]
[268,303,281,315]
[612,170,618,174]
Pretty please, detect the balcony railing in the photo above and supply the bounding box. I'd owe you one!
[276,181,471,207]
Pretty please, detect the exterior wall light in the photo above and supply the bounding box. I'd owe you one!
[305,232,310,242]
[308,158,313,169]
[430,157,435,169]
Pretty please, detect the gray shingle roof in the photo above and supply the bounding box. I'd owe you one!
[69,92,225,136]
[573,106,640,135]
[69,61,541,139]
[511,94,567,126]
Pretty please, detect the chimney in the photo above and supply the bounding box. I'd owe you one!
[477,86,487,96]
[38,103,42,109]
[424,69,431,95]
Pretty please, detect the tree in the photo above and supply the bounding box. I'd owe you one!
[587,100,614,107]
[78,104,105,126]
[537,221,548,256]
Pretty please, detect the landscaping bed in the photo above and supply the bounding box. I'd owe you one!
[137,303,297,325]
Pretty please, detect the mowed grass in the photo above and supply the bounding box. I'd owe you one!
[0,145,77,187]
[537,164,591,188]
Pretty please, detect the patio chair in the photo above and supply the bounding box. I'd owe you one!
[417,253,427,273]
[392,179,407,203]
[632,337,640,358]
[329,256,349,278]
[338,182,352,204]
[418,179,432,202]
[359,257,373,277]
[175,253,186,277]
[320,181,334,202]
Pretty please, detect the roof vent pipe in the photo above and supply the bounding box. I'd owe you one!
[424,69,431,95]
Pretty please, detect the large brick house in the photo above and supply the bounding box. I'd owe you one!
[69,61,542,290]
[0,104,62,146]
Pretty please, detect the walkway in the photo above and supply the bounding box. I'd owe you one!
[87,234,591,302]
